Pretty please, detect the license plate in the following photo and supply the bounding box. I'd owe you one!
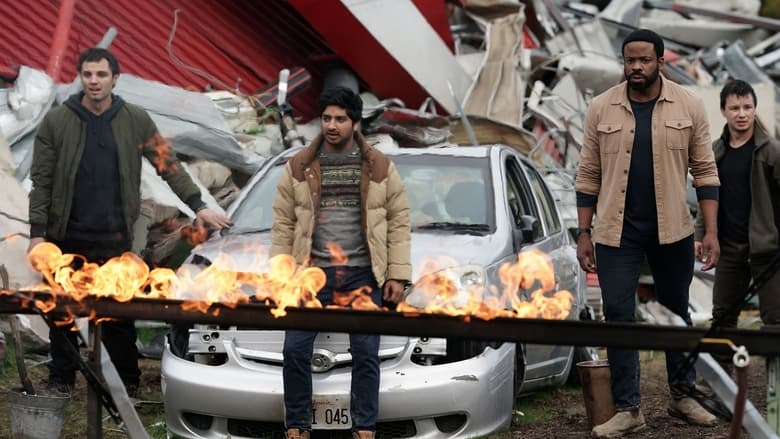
[311,396,351,429]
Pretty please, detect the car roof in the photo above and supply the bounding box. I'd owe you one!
[381,145,492,158]
[273,143,509,161]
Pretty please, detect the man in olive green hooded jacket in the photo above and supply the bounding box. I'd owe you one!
[28,48,231,395]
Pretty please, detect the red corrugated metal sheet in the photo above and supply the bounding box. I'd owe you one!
[0,0,335,119]
[1,0,455,119]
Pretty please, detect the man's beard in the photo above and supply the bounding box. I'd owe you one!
[325,132,351,150]
[626,67,659,92]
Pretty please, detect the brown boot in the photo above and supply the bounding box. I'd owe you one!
[352,430,376,439]
[591,410,646,438]
[668,397,717,426]
[286,428,311,439]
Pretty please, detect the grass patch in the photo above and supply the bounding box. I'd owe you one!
[513,384,582,426]
[1,334,21,383]
[0,336,167,439]
[147,421,169,439]
[136,325,169,345]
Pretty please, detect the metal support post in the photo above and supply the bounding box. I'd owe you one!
[87,322,103,439]
[769,356,780,434]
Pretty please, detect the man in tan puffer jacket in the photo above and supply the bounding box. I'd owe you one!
[271,87,411,439]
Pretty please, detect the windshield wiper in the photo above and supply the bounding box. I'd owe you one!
[414,222,490,234]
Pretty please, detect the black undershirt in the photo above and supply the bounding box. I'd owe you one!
[718,138,754,243]
[621,98,658,247]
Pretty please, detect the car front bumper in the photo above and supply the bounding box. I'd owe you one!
[162,339,515,439]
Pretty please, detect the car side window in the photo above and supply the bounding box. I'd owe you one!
[505,158,537,228]
[522,162,562,234]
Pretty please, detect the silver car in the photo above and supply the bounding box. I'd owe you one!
[162,144,592,439]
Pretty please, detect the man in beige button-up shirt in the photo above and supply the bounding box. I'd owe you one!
[574,29,721,438]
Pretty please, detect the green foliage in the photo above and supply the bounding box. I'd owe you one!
[513,384,581,426]
[136,326,168,345]
[147,421,168,439]
[1,334,19,380]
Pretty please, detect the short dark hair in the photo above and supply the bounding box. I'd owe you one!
[317,87,362,122]
[622,29,664,58]
[77,48,120,75]
[720,79,757,109]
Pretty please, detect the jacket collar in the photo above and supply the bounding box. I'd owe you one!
[718,120,771,150]
[297,132,374,168]
[64,92,125,121]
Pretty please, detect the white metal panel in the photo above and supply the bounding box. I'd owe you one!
[341,0,472,114]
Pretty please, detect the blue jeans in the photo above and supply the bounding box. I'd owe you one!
[283,266,381,431]
[595,235,696,411]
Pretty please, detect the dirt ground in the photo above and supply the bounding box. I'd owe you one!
[509,354,769,439]
[0,350,770,438]
[0,358,165,439]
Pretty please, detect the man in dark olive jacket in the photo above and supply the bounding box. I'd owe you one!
[28,47,231,395]
[695,80,780,371]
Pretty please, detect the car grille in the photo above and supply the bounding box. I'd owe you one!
[227,419,285,438]
[377,420,417,438]
[224,419,417,438]
[240,355,401,374]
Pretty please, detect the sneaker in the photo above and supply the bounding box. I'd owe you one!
[353,431,376,439]
[285,428,310,439]
[591,410,646,438]
[668,397,718,426]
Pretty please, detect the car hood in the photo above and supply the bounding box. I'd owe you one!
[189,230,506,280]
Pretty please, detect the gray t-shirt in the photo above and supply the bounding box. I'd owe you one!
[311,144,370,268]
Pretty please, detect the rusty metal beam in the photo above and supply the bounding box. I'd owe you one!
[2,292,780,356]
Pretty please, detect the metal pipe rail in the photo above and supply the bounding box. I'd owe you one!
[2,291,780,355]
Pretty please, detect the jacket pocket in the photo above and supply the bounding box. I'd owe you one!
[597,123,622,154]
[665,119,693,149]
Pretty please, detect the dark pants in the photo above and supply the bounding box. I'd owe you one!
[47,237,141,387]
[712,239,780,371]
[713,239,780,327]
[283,266,381,432]
[595,235,696,411]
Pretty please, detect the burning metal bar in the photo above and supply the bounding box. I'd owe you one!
[2,291,780,356]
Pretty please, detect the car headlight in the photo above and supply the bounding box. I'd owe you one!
[406,264,487,309]
[459,268,485,290]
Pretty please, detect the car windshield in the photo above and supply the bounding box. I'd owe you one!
[229,153,494,233]
[393,154,493,230]
[228,164,285,234]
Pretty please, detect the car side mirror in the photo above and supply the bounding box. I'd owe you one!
[518,215,542,243]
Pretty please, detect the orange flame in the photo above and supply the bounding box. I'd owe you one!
[326,242,349,265]
[140,134,180,175]
[399,249,573,320]
[181,221,209,246]
[332,286,380,311]
[25,242,573,322]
